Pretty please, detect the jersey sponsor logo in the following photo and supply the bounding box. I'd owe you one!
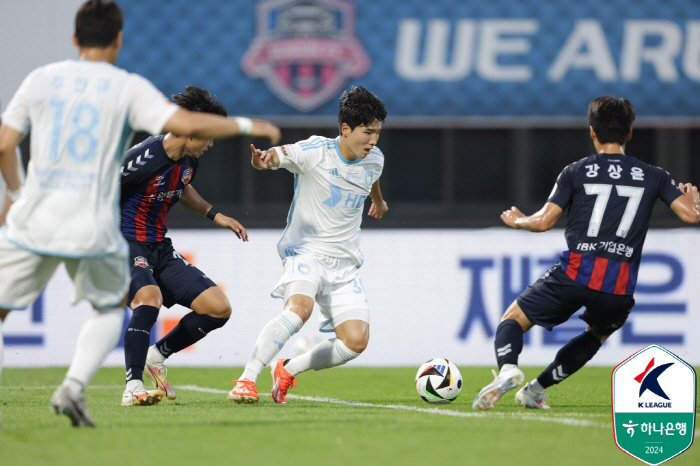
[152,175,166,187]
[181,168,193,185]
[241,0,370,111]
[134,256,149,268]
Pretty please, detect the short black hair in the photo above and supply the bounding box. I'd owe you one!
[338,86,387,131]
[172,86,227,117]
[588,96,635,145]
[75,0,123,47]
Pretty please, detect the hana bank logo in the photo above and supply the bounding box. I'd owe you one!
[242,0,370,111]
[635,358,674,408]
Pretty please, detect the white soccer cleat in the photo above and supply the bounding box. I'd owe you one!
[515,382,551,409]
[50,384,96,427]
[472,366,525,411]
[121,387,163,406]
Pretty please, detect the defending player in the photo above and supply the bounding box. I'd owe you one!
[120,86,252,406]
[228,86,388,404]
[472,96,700,410]
[0,0,279,427]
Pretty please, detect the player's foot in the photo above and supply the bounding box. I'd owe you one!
[271,359,297,404]
[472,366,524,411]
[121,387,163,406]
[515,382,550,409]
[145,359,177,400]
[228,379,259,404]
[50,384,96,427]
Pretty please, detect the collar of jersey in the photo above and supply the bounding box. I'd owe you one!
[334,137,362,165]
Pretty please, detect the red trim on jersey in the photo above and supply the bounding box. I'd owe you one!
[134,175,161,241]
[614,262,630,295]
[566,252,582,281]
[588,257,608,291]
[154,164,182,241]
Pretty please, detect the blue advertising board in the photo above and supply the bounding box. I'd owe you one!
[118,0,700,117]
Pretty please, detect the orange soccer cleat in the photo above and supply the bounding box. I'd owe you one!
[228,379,260,404]
[270,359,297,404]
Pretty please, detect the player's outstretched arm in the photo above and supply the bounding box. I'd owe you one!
[179,184,248,241]
[670,182,700,224]
[163,109,280,144]
[501,202,563,232]
[368,178,388,219]
[250,144,281,170]
[0,125,24,195]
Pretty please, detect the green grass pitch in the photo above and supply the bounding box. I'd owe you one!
[1,366,697,466]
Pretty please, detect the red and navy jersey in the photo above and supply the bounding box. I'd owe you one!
[120,135,198,242]
[548,152,682,295]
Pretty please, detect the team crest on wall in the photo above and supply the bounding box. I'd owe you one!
[242,0,370,111]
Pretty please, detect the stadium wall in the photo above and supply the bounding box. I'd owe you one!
[4,229,699,368]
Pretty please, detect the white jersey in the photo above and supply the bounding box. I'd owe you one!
[276,135,384,266]
[1,59,178,257]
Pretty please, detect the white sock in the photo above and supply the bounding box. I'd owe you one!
[0,319,4,382]
[240,310,303,383]
[64,307,124,388]
[500,363,517,374]
[530,379,545,393]
[126,379,145,392]
[147,345,166,365]
[284,338,360,376]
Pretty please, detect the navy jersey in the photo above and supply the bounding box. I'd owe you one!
[120,135,198,242]
[548,153,682,295]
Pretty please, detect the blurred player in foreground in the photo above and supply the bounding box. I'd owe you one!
[0,0,279,427]
[120,86,260,406]
[229,86,388,404]
[473,96,700,410]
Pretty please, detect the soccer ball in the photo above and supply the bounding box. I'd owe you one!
[415,358,463,404]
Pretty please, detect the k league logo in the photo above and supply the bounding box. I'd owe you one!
[242,0,370,111]
[612,345,696,465]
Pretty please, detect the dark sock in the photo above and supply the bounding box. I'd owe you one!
[156,312,228,356]
[124,305,159,383]
[494,319,524,369]
[537,331,602,389]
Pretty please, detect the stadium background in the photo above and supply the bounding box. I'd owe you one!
[0,0,698,368]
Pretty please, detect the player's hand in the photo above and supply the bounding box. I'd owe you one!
[679,182,699,202]
[252,119,281,145]
[251,144,274,170]
[214,214,248,241]
[368,200,388,219]
[501,206,524,228]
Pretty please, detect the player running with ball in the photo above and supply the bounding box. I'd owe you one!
[229,86,388,404]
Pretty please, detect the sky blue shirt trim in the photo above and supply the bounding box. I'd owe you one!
[334,138,361,166]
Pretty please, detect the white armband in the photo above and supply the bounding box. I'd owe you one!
[7,187,22,202]
[235,117,253,135]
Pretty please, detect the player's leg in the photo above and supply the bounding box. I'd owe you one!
[0,237,58,384]
[229,281,313,403]
[519,292,634,409]
[54,252,131,425]
[0,308,9,381]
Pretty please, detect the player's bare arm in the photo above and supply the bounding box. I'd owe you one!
[670,182,700,224]
[163,109,280,144]
[501,202,563,232]
[368,178,388,219]
[179,184,248,241]
[250,144,281,170]
[0,125,24,193]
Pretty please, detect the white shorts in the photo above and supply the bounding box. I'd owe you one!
[0,234,129,309]
[272,253,369,332]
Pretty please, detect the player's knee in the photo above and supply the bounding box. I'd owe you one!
[130,286,163,309]
[208,303,232,319]
[285,302,312,323]
[340,332,369,354]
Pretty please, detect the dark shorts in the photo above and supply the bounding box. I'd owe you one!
[517,264,635,335]
[127,238,216,308]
